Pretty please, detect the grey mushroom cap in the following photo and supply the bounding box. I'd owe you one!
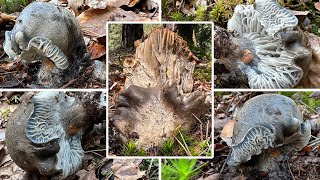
[227,0,311,88]
[4,2,87,70]
[6,92,85,179]
[227,94,311,167]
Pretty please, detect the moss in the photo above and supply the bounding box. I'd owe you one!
[0,0,29,14]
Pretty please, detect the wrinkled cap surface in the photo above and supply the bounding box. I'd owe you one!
[6,91,85,179]
[228,94,311,167]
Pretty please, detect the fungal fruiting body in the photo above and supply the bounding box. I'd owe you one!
[3,2,88,87]
[228,94,311,172]
[228,0,311,88]
[6,92,86,179]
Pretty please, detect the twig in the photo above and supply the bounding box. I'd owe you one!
[0,52,5,59]
[84,149,107,153]
[173,135,192,156]
[0,71,18,75]
[220,150,231,174]
[147,159,154,180]
[178,129,192,156]
[60,78,77,89]
[193,113,203,141]
[287,159,295,180]
[297,100,318,114]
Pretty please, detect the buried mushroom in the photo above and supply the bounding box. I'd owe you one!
[219,0,312,88]
[111,28,210,148]
[228,94,311,173]
[5,91,106,179]
[3,2,89,87]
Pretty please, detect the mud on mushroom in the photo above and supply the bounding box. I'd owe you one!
[108,23,213,156]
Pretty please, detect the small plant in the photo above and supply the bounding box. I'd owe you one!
[160,139,175,156]
[120,140,147,156]
[161,159,208,180]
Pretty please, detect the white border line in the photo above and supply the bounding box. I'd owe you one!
[106,22,214,160]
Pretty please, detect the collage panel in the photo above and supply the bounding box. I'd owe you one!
[0,1,106,88]
[214,91,320,179]
[107,22,213,157]
[107,0,160,21]
[0,91,106,179]
[213,0,320,89]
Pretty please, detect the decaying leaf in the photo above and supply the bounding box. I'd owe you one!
[111,159,145,180]
[87,41,106,59]
[299,32,320,87]
[315,2,320,11]
[77,9,107,37]
[220,120,235,146]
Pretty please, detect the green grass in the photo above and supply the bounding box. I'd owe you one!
[162,159,208,180]
[120,140,148,156]
[160,139,175,156]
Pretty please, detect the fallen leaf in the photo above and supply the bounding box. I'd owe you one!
[221,120,235,138]
[270,149,281,158]
[299,146,312,155]
[299,32,320,88]
[88,41,106,59]
[315,2,320,11]
[220,120,235,146]
[112,159,145,180]
[77,9,108,37]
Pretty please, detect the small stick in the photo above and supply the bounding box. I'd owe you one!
[287,159,295,180]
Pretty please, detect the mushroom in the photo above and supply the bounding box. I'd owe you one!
[227,94,311,172]
[226,0,311,88]
[3,2,89,87]
[112,28,210,148]
[6,92,87,179]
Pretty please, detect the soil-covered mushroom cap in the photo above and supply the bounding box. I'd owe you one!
[228,94,311,170]
[6,92,86,179]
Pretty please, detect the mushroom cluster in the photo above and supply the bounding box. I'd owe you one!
[6,92,86,179]
[227,0,311,88]
[3,2,89,87]
[228,94,311,172]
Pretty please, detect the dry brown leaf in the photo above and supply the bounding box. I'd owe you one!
[0,62,15,71]
[299,146,312,154]
[221,120,235,138]
[107,0,130,7]
[111,159,145,180]
[315,2,320,11]
[76,169,98,180]
[299,32,320,88]
[77,9,107,37]
[220,120,235,146]
[88,41,106,59]
[270,149,281,158]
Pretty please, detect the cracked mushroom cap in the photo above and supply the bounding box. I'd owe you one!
[227,0,311,88]
[6,91,86,179]
[227,94,311,168]
[4,2,87,70]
